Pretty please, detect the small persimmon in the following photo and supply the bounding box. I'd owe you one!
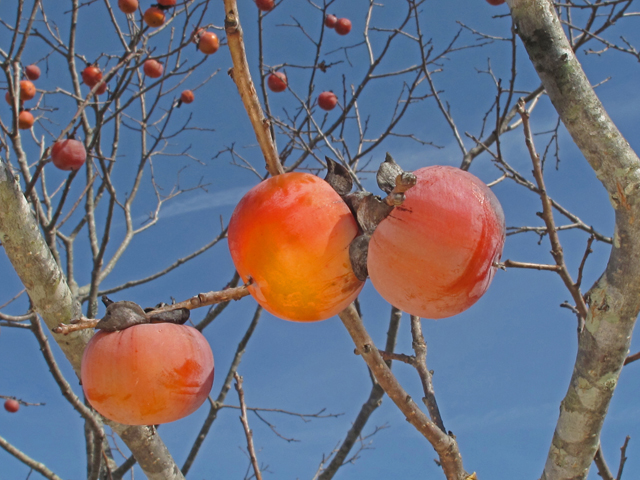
[143,59,164,78]
[180,90,195,104]
[335,18,352,35]
[25,65,41,81]
[267,72,287,92]
[198,31,219,55]
[158,0,177,6]
[144,7,165,27]
[18,110,34,130]
[255,0,275,11]
[82,66,103,88]
[20,80,36,101]
[4,399,19,413]
[117,0,138,14]
[325,14,337,29]
[318,91,338,111]
[51,139,87,171]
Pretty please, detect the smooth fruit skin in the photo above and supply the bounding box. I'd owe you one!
[255,0,275,11]
[267,72,287,92]
[335,18,352,35]
[82,66,102,88]
[198,32,219,55]
[4,399,19,413]
[18,111,34,129]
[228,172,364,322]
[25,65,41,81]
[486,0,506,4]
[318,91,338,111]
[51,139,87,171]
[117,0,138,13]
[144,7,165,27]
[158,0,177,6]
[368,166,505,319]
[181,90,195,104]
[325,14,337,28]
[20,80,36,101]
[143,59,164,78]
[81,323,214,425]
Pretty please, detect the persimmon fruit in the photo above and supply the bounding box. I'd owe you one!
[143,59,164,78]
[81,323,214,425]
[25,65,41,81]
[318,91,338,111]
[325,14,337,29]
[82,66,103,88]
[228,172,364,322]
[267,72,287,92]
[4,399,19,413]
[198,32,219,55]
[117,0,138,13]
[255,0,275,11]
[158,0,177,6]
[51,139,87,171]
[181,90,195,104]
[368,165,505,319]
[18,110,34,129]
[144,7,165,27]
[486,0,506,4]
[5,91,17,105]
[20,80,36,101]
[335,18,352,35]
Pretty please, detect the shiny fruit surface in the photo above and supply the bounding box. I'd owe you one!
[20,80,36,101]
[82,66,102,88]
[181,90,195,104]
[25,65,41,81]
[81,323,214,425]
[117,0,138,13]
[51,139,87,171]
[325,14,337,28]
[368,165,505,319]
[228,172,364,321]
[198,32,219,55]
[255,0,275,11]
[335,18,352,35]
[318,91,338,111]
[144,7,165,27]
[143,59,164,78]
[267,72,287,92]
[4,399,19,413]
[18,111,34,129]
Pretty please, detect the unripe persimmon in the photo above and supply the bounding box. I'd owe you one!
[181,90,195,104]
[228,172,364,321]
[51,139,87,171]
[25,65,41,81]
[18,110,34,130]
[82,66,103,88]
[81,323,214,425]
[368,166,505,319]
[198,32,219,55]
[267,72,287,92]
[20,80,36,101]
[143,59,164,78]
[144,7,165,27]
[117,0,138,14]
[318,91,338,111]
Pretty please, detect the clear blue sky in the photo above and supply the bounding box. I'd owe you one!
[1,1,639,479]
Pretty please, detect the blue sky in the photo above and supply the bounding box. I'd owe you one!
[1,1,639,479]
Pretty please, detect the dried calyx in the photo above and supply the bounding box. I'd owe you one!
[95,296,190,332]
[324,153,417,281]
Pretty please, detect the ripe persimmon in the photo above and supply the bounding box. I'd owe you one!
[18,110,34,129]
[4,399,19,413]
[368,165,505,319]
[143,7,165,27]
[51,139,87,171]
[117,0,138,14]
[180,90,195,104]
[228,172,364,321]
[267,72,287,92]
[20,80,36,101]
[82,66,103,88]
[255,0,275,11]
[143,59,164,78]
[25,65,41,81]
[318,91,337,111]
[335,18,352,35]
[158,0,177,6]
[198,31,219,55]
[325,14,337,29]
[81,323,214,425]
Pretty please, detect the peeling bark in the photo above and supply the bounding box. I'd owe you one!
[509,1,640,479]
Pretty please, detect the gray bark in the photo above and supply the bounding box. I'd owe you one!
[510,1,640,479]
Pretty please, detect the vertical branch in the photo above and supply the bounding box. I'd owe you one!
[234,373,263,480]
[223,0,284,177]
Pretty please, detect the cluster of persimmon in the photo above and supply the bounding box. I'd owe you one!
[4,64,40,130]
[325,14,352,35]
[228,156,505,322]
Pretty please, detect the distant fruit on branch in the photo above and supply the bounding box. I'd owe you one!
[181,90,195,104]
[267,72,287,92]
[335,18,352,35]
[228,172,364,321]
[117,0,138,13]
[20,80,36,101]
[51,139,87,171]
[25,65,41,81]
[18,110,34,130]
[325,14,337,29]
[367,165,505,319]
[198,31,219,55]
[4,399,19,413]
[82,66,103,88]
[158,0,177,6]
[318,91,338,111]
[255,0,275,12]
[81,323,214,425]
[144,6,165,27]
[143,59,164,78]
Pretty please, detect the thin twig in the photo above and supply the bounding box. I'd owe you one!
[234,373,262,480]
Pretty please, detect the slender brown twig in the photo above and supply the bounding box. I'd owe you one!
[234,372,263,480]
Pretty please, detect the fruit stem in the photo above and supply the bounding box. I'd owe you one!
[224,0,284,177]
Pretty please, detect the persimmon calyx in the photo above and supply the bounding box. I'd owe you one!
[324,157,353,196]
